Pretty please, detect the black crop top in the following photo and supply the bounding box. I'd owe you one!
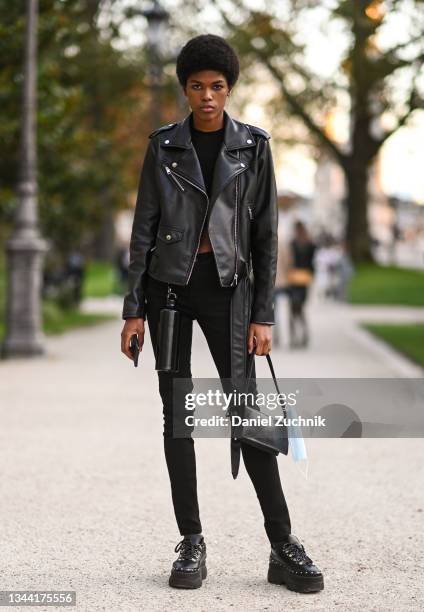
[190,114,225,197]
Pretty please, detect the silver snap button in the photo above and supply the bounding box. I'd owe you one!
[246,139,252,144]
[166,234,172,240]
[240,162,245,167]
[164,139,170,144]
[171,162,178,167]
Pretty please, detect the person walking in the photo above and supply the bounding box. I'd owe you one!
[120,34,323,594]
[287,221,316,348]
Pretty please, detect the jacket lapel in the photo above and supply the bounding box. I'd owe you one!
[209,145,245,208]
[159,109,256,205]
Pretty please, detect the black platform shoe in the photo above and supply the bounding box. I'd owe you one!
[169,534,207,589]
[268,534,324,593]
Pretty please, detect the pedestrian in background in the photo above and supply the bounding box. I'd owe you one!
[287,221,316,348]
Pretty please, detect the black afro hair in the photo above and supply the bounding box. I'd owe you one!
[176,34,240,90]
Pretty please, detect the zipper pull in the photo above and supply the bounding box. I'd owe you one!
[248,205,253,220]
[231,272,238,286]
[164,165,185,192]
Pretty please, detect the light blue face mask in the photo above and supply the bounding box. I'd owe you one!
[286,403,308,478]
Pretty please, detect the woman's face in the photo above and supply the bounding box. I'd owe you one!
[183,70,230,121]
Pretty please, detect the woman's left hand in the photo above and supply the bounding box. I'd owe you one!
[248,323,272,356]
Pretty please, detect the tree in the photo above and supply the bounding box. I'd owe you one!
[0,0,151,260]
[199,0,424,261]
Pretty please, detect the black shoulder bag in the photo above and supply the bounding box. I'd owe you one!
[230,352,289,455]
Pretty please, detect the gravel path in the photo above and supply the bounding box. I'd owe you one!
[0,292,423,611]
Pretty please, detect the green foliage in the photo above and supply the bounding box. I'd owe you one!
[0,0,148,257]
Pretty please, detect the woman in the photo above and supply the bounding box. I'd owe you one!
[120,34,323,593]
[287,221,316,348]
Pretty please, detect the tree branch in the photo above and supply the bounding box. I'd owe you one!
[258,52,348,165]
[212,0,348,165]
[374,69,424,150]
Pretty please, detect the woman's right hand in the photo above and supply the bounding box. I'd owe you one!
[121,318,145,361]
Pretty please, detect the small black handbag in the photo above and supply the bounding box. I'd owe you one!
[229,350,289,478]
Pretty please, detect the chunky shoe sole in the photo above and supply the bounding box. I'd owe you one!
[169,563,207,589]
[268,562,324,593]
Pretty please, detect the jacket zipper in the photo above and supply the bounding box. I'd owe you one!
[247,205,253,220]
[162,167,210,284]
[231,152,241,286]
[162,162,249,286]
[163,165,185,192]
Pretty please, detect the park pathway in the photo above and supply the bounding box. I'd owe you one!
[0,290,422,611]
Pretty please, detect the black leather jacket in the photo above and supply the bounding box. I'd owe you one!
[122,109,278,324]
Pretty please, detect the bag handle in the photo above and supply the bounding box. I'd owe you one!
[246,350,287,416]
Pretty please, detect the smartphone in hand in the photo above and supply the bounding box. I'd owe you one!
[129,333,140,367]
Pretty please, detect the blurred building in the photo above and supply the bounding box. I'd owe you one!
[312,151,346,239]
[311,110,348,240]
[387,196,424,269]
[115,207,135,249]
[277,190,313,243]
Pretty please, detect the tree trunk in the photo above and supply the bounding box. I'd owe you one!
[344,159,373,262]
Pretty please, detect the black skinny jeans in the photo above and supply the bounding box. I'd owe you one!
[145,251,291,543]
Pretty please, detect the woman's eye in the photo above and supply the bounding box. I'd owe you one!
[191,84,223,90]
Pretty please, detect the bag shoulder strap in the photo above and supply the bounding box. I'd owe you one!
[247,351,282,396]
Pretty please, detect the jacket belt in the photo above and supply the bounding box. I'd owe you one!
[229,263,257,479]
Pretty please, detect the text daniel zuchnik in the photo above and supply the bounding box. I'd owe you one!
[185,414,327,427]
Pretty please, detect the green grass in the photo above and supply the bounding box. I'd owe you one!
[83,260,118,298]
[0,257,119,301]
[0,254,5,323]
[0,300,116,341]
[0,254,6,340]
[41,300,116,335]
[0,256,118,343]
[363,323,424,367]
[348,263,424,306]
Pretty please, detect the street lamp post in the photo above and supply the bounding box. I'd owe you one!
[141,0,169,131]
[1,0,48,358]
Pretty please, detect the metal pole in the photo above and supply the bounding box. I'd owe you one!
[1,0,49,358]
